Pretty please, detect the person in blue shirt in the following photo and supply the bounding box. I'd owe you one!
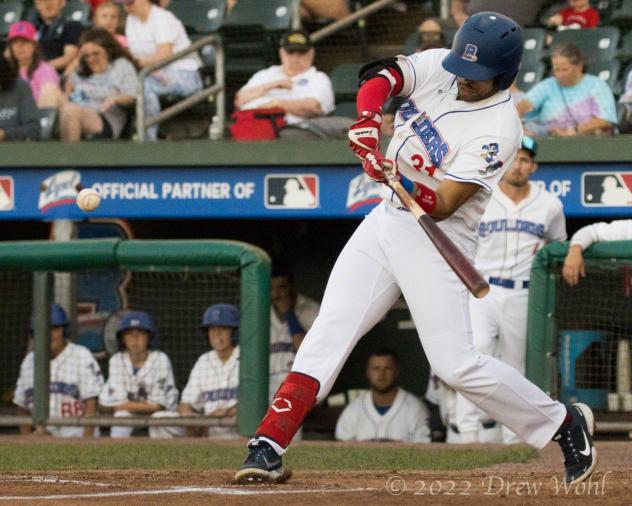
[516,43,617,137]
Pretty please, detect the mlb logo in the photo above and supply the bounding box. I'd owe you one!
[582,172,632,206]
[265,175,319,209]
[0,176,14,211]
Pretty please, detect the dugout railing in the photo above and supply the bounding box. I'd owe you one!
[527,240,632,434]
[0,239,269,436]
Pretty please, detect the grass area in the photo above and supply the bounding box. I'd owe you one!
[0,442,537,472]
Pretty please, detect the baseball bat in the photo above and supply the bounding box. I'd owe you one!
[381,160,490,298]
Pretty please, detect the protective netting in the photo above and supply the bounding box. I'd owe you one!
[554,261,632,413]
[0,271,32,412]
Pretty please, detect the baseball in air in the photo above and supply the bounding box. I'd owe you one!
[76,188,101,211]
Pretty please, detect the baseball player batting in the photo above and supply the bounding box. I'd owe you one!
[234,12,597,486]
[454,136,567,444]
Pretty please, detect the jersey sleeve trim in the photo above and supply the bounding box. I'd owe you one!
[401,56,416,98]
[444,173,492,192]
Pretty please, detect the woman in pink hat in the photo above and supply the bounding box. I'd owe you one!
[7,21,62,108]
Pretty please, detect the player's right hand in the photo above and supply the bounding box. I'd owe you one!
[348,110,382,160]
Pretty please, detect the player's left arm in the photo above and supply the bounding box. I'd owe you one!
[430,179,483,220]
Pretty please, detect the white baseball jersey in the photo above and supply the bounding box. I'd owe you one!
[335,388,430,442]
[99,350,179,412]
[181,346,239,438]
[570,219,632,250]
[476,182,567,279]
[269,294,320,398]
[385,48,522,256]
[14,342,103,436]
[239,65,335,124]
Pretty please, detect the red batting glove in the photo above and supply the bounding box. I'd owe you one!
[348,110,382,160]
[362,150,398,183]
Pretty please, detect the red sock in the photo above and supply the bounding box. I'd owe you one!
[256,372,320,449]
[553,408,573,438]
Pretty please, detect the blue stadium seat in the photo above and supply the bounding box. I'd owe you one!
[586,59,621,92]
[63,1,91,26]
[516,61,546,92]
[329,63,363,103]
[169,0,226,36]
[0,2,23,38]
[610,0,632,26]
[522,28,546,64]
[551,26,620,63]
[38,108,58,141]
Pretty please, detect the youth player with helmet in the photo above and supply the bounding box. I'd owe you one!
[454,136,567,444]
[98,310,179,438]
[235,12,596,486]
[176,303,240,438]
[14,304,103,437]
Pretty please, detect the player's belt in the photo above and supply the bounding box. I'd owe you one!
[488,277,529,289]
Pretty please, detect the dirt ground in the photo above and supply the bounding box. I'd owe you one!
[1,441,631,505]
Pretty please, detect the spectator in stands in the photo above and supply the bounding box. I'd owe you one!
[6,21,62,109]
[117,0,202,141]
[620,67,632,132]
[300,0,350,21]
[0,54,41,142]
[28,0,85,73]
[269,261,320,400]
[99,311,178,438]
[234,30,334,128]
[335,349,431,442]
[94,2,127,47]
[547,0,600,30]
[175,304,240,438]
[467,0,548,27]
[516,44,616,137]
[563,220,632,286]
[14,304,103,437]
[59,28,137,141]
[416,18,446,48]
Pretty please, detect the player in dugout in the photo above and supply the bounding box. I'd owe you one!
[234,12,597,486]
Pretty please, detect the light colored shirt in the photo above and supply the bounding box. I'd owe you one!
[240,65,335,125]
[570,220,632,250]
[524,74,617,132]
[126,5,199,73]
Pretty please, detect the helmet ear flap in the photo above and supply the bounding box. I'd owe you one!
[496,68,518,91]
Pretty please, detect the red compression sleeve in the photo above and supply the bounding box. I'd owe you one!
[356,68,404,115]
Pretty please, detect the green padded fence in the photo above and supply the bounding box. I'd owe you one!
[527,240,632,403]
[0,239,270,436]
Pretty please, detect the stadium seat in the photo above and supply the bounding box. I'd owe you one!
[550,27,620,63]
[610,0,632,26]
[587,59,621,92]
[333,101,357,119]
[522,28,546,64]
[329,63,363,103]
[0,3,23,38]
[169,0,225,36]
[63,1,91,26]
[38,108,57,141]
[516,61,546,92]
[620,30,632,63]
[223,0,298,31]
[592,0,618,24]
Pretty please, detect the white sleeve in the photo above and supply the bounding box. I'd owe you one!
[546,200,567,242]
[240,68,273,91]
[13,354,33,409]
[409,397,431,443]
[570,220,632,250]
[307,72,334,115]
[153,10,179,45]
[99,355,127,407]
[445,135,519,192]
[334,403,357,441]
[180,357,203,409]
[79,348,104,400]
[396,49,450,98]
[147,353,179,410]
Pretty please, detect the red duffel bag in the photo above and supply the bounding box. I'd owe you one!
[229,107,286,141]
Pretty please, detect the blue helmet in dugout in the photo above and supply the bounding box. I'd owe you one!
[29,303,70,336]
[202,303,240,345]
[441,12,523,91]
[116,310,159,350]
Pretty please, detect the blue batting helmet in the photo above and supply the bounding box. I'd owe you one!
[116,310,159,349]
[202,303,240,328]
[441,12,523,91]
[50,304,69,327]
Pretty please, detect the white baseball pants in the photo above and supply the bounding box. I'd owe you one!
[456,286,529,443]
[292,202,565,448]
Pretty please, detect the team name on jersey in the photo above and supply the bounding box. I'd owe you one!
[399,100,450,169]
[24,381,80,402]
[479,219,545,239]
[202,387,238,402]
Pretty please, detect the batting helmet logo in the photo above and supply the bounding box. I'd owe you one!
[271,397,292,413]
[462,43,478,62]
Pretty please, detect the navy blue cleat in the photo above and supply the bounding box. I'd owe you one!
[553,403,598,484]
[234,439,292,484]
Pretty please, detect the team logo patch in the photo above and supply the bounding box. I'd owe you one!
[346,173,381,212]
[38,170,81,212]
[0,176,15,211]
[265,175,318,209]
[582,172,632,206]
[462,43,478,62]
[479,143,504,175]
